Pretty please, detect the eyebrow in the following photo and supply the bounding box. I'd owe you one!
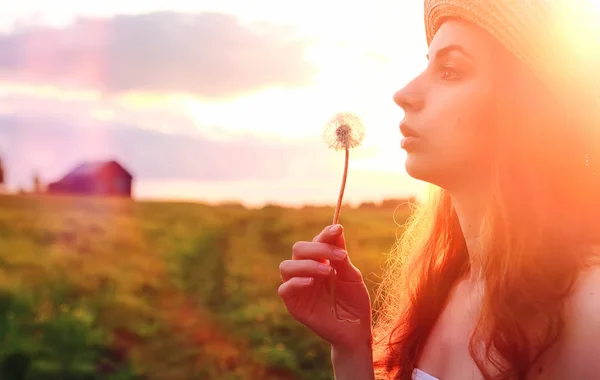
[426,44,475,63]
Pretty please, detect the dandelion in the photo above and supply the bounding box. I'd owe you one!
[322,111,365,324]
[323,112,365,153]
[323,112,365,225]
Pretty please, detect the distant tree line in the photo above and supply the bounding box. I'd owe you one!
[356,197,418,210]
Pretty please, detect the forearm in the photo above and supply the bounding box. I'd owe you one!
[331,340,375,380]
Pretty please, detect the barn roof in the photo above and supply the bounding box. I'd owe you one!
[71,162,108,176]
[62,160,133,182]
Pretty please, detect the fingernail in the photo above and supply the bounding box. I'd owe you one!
[330,224,342,234]
[317,263,332,274]
[300,278,313,286]
[332,249,347,260]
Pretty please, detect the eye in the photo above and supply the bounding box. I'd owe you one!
[439,64,462,81]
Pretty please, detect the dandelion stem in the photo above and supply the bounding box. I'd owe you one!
[332,148,349,225]
[330,147,360,324]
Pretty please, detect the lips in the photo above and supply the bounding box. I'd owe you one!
[399,121,422,151]
[399,122,420,138]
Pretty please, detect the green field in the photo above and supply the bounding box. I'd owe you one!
[0,194,413,380]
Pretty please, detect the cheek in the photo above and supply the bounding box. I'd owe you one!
[426,84,496,162]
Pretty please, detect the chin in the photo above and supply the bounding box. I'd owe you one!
[404,153,442,185]
[404,154,427,179]
[405,153,485,191]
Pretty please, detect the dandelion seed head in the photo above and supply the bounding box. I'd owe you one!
[323,112,365,151]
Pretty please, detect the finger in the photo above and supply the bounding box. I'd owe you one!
[314,224,361,281]
[312,224,346,250]
[279,259,333,282]
[311,224,332,242]
[292,241,362,282]
[292,241,348,262]
[278,277,314,302]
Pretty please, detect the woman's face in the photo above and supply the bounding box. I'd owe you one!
[394,19,511,192]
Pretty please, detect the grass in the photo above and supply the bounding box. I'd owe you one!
[0,194,413,380]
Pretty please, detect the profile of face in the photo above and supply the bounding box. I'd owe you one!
[394,19,515,192]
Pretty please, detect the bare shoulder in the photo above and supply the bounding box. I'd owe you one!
[567,264,600,320]
[554,259,600,378]
[569,245,600,315]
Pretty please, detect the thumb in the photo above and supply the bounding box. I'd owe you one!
[313,224,347,250]
[316,225,361,282]
[330,252,362,282]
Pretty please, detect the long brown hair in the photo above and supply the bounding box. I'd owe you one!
[371,28,600,380]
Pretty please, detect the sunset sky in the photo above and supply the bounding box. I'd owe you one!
[0,0,432,206]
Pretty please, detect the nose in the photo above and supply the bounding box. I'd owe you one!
[393,79,424,113]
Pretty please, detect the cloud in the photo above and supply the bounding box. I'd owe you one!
[0,114,340,189]
[0,12,317,99]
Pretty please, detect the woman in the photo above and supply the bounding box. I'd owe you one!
[278,1,600,379]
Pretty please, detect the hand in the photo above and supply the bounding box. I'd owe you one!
[278,224,372,349]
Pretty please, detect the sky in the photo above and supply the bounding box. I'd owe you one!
[0,0,432,206]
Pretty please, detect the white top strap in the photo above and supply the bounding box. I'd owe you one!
[412,368,440,380]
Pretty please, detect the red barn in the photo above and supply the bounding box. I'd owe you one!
[47,160,133,197]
